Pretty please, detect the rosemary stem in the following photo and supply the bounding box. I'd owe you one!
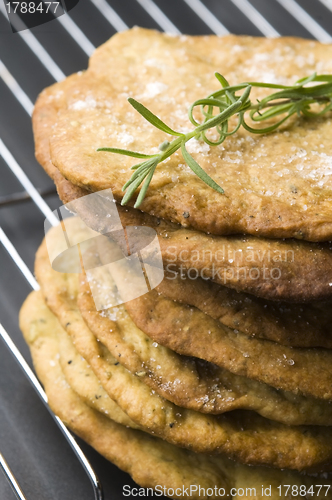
[98,71,332,208]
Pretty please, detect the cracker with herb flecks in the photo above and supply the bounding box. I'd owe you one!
[33,28,332,242]
[93,201,332,304]
[78,264,332,426]
[91,230,332,402]
[155,270,332,349]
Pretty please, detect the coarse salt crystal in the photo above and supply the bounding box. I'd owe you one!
[186,138,210,155]
[117,131,134,146]
[141,82,168,99]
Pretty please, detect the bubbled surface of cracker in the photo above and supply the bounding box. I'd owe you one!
[34,28,332,241]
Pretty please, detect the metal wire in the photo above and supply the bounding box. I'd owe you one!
[181,0,229,35]
[0,324,104,500]
[229,0,280,37]
[0,140,58,227]
[0,228,40,290]
[88,0,129,31]
[0,3,65,81]
[0,225,104,499]
[0,2,124,497]
[0,61,34,115]
[318,0,332,11]
[0,453,27,500]
[0,188,57,208]
[57,14,95,56]
[135,0,180,33]
[275,0,332,42]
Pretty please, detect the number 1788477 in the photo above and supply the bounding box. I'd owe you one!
[5,2,60,14]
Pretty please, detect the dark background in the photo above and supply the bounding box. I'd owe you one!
[1,1,332,498]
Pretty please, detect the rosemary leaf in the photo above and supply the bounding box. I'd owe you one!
[121,170,149,204]
[134,160,158,208]
[97,147,157,159]
[181,142,224,194]
[128,98,183,136]
[122,162,152,189]
[98,71,332,208]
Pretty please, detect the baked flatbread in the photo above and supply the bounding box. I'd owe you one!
[95,202,332,303]
[93,228,332,401]
[34,28,332,241]
[93,213,332,328]
[156,271,332,348]
[57,320,140,429]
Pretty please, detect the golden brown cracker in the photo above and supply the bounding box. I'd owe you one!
[57,321,140,429]
[35,28,332,241]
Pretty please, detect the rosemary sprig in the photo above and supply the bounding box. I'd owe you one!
[97,72,332,208]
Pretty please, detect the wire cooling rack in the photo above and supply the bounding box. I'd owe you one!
[1,0,332,498]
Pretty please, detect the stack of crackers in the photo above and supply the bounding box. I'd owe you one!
[20,28,332,498]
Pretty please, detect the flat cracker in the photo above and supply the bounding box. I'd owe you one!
[37,220,332,423]
[19,291,231,497]
[35,230,332,471]
[42,165,332,302]
[34,28,332,241]
[33,70,332,303]
[86,200,332,303]
[20,292,332,500]
[156,271,332,348]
